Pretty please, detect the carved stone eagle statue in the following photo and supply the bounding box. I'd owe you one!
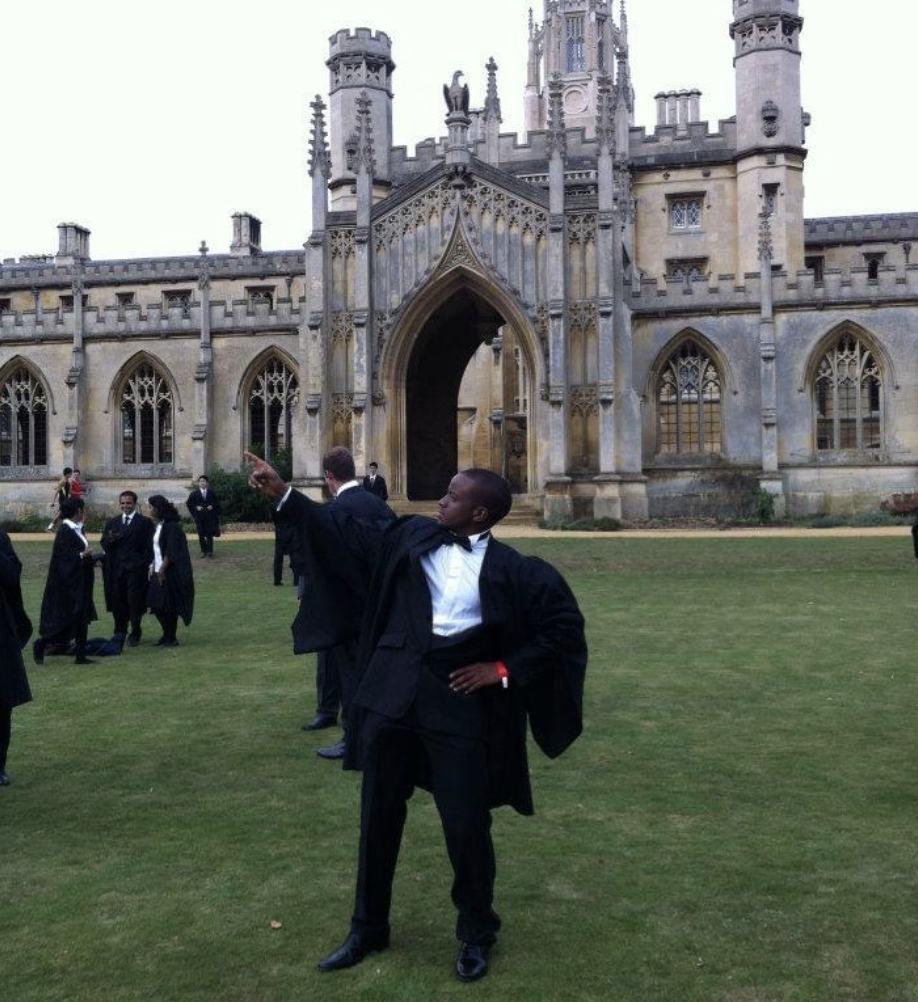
[443,70,470,114]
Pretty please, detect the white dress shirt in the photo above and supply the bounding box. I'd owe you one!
[421,531,490,637]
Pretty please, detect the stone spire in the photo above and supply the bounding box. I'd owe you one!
[308,95,331,178]
[546,72,567,159]
[483,57,502,123]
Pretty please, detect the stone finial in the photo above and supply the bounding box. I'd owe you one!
[484,58,502,123]
[354,90,376,176]
[615,43,633,113]
[595,72,615,154]
[308,95,331,178]
[546,73,567,159]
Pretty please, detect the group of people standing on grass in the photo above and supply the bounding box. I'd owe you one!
[0,477,221,784]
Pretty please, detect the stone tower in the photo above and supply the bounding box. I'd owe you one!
[524,0,631,139]
[326,28,395,210]
[731,0,806,276]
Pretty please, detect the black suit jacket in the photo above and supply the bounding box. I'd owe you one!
[101,513,154,608]
[362,474,389,501]
[350,516,587,814]
[186,489,221,536]
[276,486,395,653]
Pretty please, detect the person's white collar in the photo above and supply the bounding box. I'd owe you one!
[335,479,360,496]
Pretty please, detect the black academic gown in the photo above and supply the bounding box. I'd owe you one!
[0,532,33,709]
[349,516,587,815]
[148,521,195,625]
[185,489,221,539]
[275,487,395,653]
[39,523,97,641]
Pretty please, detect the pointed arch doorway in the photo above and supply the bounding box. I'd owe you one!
[403,286,534,500]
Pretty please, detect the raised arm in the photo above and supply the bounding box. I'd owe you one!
[244,451,288,500]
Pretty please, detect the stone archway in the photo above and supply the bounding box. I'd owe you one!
[404,287,531,500]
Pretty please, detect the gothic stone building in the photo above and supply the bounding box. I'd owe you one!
[2,0,917,520]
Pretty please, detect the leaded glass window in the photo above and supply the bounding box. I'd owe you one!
[670,197,703,230]
[248,358,298,459]
[0,367,48,466]
[120,363,173,465]
[815,334,881,452]
[657,342,722,454]
[566,16,585,72]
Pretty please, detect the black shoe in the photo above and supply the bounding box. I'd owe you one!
[74,657,98,665]
[317,739,346,760]
[317,930,390,973]
[32,639,45,665]
[157,639,179,649]
[303,713,337,731]
[0,770,10,787]
[126,633,141,648]
[455,943,489,982]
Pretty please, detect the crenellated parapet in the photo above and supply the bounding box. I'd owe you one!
[629,262,918,316]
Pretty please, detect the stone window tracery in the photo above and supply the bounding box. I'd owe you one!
[248,357,298,460]
[0,367,48,467]
[814,334,881,452]
[119,363,173,466]
[566,15,585,72]
[669,196,703,231]
[657,341,722,454]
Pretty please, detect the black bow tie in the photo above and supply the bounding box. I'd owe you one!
[436,529,488,552]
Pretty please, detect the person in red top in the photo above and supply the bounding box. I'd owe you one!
[68,469,86,503]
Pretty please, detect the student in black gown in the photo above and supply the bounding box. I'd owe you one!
[147,496,194,648]
[0,530,33,786]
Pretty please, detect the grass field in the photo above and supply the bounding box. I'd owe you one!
[2,533,916,1002]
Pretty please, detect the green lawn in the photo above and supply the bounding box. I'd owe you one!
[2,534,916,1002]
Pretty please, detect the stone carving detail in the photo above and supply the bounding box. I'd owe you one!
[308,95,331,178]
[569,385,599,417]
[568,301,597,334]
[761,99,779,138]
[331,392,354,425]
[567,214,597,247]
[330,229,355,259]
[330,311,354,344]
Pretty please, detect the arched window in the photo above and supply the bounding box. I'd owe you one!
[0,367,48,467]
[657,341,722,454]
[247,357,298,459]
[814,333,881,451]
[119,363,173,465]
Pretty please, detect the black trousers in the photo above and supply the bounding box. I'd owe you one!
[351,704,500,947]
[154,609,179,642]
[316,651,341,718]
[0,703,12,771]
[112,569,148,636]
[195,530,214,556]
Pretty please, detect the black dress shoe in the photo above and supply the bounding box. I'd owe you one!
[126,634,141,648]
[455,943,489,982]
[303,713,337,731]
[0,770,10,787]
[317,739,346,760]
[32,639,45,665]
[74,657,98,665]
[157,639,179,649]
[317,930,389,973]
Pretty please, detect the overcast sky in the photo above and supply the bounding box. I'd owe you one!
[1,1,911,263]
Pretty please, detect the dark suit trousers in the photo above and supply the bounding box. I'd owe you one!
[351,630,502,947]
[352,706,499,946]
[315,651,341,718]
[0,703,12,770]
[113,569,148,636]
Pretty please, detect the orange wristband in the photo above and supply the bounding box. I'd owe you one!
[495,661,509,689]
